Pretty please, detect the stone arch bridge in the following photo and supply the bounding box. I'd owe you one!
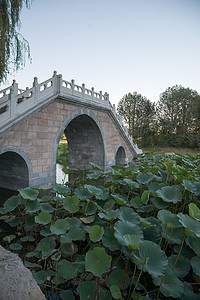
[0,72,142,190]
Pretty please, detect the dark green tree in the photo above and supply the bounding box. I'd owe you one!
[117,92,156,139]
[158,85,200,134]
[0,0,33,83]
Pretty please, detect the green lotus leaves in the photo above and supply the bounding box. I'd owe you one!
[130,196,143,208]
[3,195,21,212]
[191,256,200,276]
[37,241,56,258]
[154,267,184,298]
[111,193,127,205]
[80,215,95,224]
[168,255,191,278]
[158,209,181,228]
[20,235,35,242]
[186,236,200,256]
[50,219,69,235]
[114,220,143,246]
[74,187,90,200]
[102,227,121,251]
[89,162,102,170]
[98,209,119,221]
[35,212,52,225]
[110,285,121,299]
[40,203,54,212]
[182,179,197,193]
[178,282,200,300]
[137,173,152,184]
[189,203,200,221]
[89,225,104,242]
[123,178,140,188]
[118,206,140,225]
[52,183,70,194]
[141,190,150,205]
[77,281,95,300]
[156,186,182,203]
[178,213,200,237]
[85,247,112,276]
[58,259,84,280]
[108,268,130,290]
[61,225,86,243]
[3,235,16,243]
[32,270,47,285]
[63,195,80,213]
[82,201,97,215]
[84,184,104,198]
[9,243,22,251]
[26,200,41,213]
[134,240,168,278]
[59,290,75,300]
[123,234,142,250]
[19,187,39,200]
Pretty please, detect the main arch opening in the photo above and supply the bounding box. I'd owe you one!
[64,114,105,170]
[0,151,29,191]
[115,146,126,166]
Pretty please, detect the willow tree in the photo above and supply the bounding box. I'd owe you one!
[0,0,32,83]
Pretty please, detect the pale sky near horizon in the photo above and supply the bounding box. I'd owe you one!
[1,0,200,106]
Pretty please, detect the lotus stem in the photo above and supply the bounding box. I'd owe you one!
[130,264,144,299]
[128,261,137,299]
[173,231,186,271]
[163,227,173,251]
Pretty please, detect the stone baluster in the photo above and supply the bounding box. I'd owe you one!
[82,84,85,98]
[104,92,109,101]
[10,80,18,117]
[91,87,94,100]
[99,91,102,101]
[71,79,75,95]
[56,73,62,94]
[33,77,39,102]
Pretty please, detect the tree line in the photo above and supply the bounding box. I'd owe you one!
[117,85,200,149]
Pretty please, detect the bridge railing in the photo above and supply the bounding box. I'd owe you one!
[0,72,142,153]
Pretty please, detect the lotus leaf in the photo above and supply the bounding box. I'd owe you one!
[189,203,200,221]
[63,195,80,213]
[84,184,104,197]
[89,162,102,170]
[80,215,95,223]
[182,179,197,193]
[32,270,47,285]
[114,220,143,246]
[37,241,56,258]
[123,178,140,188]
[50,219,69,235]
[40,203,54,212]
[20,235,35,242]
[130,196,143,208]
[59,290,75,300]
[178,282,200,300]
[58,259,84,279]
[118,206,140,225]
[82,201,97,215]
[19,187,39,200]
[110,285,121,299]
[141,190,150,205]
[194,182,200,196]
[85,247,112,276]
[178,213,200,237]
[123,234,142,250]
[137,173,152,184]
[134,240,168,278]
[164,227,184,245]
[77,281,95,299]
[108,268,130,289]
[9,243,22,251]
[26,200,40,213]
[52,183,70,194]
[3,235,16,243]
[89,225,104,242]
[151,197,169,209]
[186,236,200,256]
[156,186,181,203]
[35,212,52,225]
[61,225,85,243]
[158,209,181,228]
[74,187,90,200]
[154,267,184,298]
[3,195,21,212]
[102,227,121,251]
[24,216,35,231]
[98,209,119,221]
[191,256,200,276]
[168,255,191,278]
[111,193,127,205]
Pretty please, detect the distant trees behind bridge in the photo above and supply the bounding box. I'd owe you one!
[117,85,200,149]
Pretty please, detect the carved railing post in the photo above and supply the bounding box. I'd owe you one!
[56,73,62,94]
[33,77,39,102]
[71,79,75,95]
[10,80,18,117]
[91,87,94,100]
[82,84,85,98]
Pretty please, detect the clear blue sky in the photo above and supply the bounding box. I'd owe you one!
[1,0,200,105]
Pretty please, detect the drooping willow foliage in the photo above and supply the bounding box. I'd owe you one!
[0,0,33,82]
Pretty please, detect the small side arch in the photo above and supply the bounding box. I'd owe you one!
[115,145,126,166]
[0,146,32,191]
